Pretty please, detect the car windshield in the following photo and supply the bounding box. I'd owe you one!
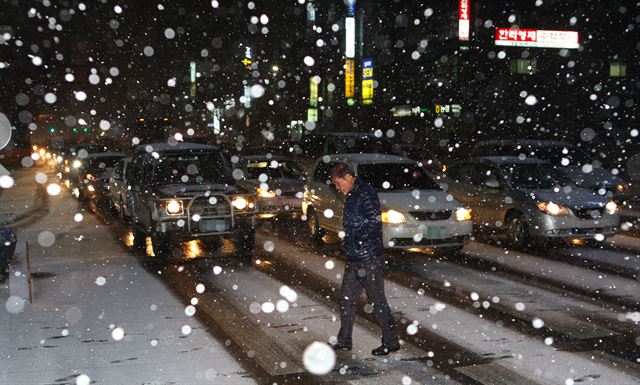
[153,151,231,185]
[505,163,576,190]
[357,163,441,191]
[528,146,592,166]
[244,160,305,180]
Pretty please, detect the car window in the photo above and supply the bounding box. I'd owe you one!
[152,151,232,185]
[244,160,305,180]
[448,162,475,184]
[504,163,576,189]
[472,164,499,186]
[357,163,441,191]
[312,161,338,185]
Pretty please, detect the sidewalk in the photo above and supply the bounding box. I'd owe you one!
[1,165,257,385]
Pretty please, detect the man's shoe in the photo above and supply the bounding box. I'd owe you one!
[371,344,400,356]
[330,341,352,352]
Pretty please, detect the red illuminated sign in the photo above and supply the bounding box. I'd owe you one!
[495,28,579,49]
[458,0,470,41]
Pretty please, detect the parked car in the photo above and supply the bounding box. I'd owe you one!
[72,152,126,202]
[107,157,132,219]
[470,139,628,199]
[445,156,620,249]
[128,142,257,261]
[295,132,395,172]
[303,153,473,253]
[235,155,307,219]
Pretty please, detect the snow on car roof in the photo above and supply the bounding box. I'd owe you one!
[240,155,295,162]
[134,142,219,153]
[325,153,414,165]
[84,151,127,158]
[474,139,573,147]
[478,156,548,165]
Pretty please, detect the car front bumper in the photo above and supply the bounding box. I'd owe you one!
[528,212,620,239]
[382,220,473,249]
[257,196,302,217]
[154,214,256,241]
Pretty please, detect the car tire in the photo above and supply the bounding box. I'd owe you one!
[233,225,256,263]
[505,212,530,250]
[132,223,147,251]
[307,208,325,248]
[151,233,172,260]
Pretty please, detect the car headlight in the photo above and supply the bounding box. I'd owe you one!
[87,185,95,192]
[537,201,569,216]
[257,187,276,198]
[159,199,184,215]
[455,207,472,221]
[72,160,82,169]
[232,195,256,211]
[381,209,407,224]
[605,200,618,214]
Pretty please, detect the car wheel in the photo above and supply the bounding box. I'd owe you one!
[132,223,147,251]
[307,208,325,248]
[505,212,530,250]
[151,233,173,260]
[233,225,256,263]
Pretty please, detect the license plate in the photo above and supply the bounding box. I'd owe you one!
[199,219,228,232]
[425,226,447,239]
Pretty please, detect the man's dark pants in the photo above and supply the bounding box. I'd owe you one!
[337,255,399,348]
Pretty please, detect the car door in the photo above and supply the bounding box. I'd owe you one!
[472,162,505,227]
[446,161,479,207]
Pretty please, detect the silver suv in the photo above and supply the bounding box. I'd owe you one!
[128,142,257,261]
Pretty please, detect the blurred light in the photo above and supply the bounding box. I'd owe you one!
[382,209,406,224]
[455,207,472,221]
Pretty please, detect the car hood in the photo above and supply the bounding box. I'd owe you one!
[238,179,306,194]
[522,187,610,208]
[155,184,239,198]
[378,190,462,212]
[562,166,625,189]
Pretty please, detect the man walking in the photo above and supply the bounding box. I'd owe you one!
[329,162,400,356]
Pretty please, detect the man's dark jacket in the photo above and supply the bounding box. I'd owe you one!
[343,176,385,262]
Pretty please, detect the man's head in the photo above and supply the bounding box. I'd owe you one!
[330,162,356,195]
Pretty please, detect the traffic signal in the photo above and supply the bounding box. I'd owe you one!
[72,127,78,133]
[49,127,56,133]
[82,127,89,133]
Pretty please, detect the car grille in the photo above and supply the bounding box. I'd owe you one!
[279,191,301,197]
[573,207,604,219]
[411,210,451,221]
[390,235,469,247]
[189,195,231,217]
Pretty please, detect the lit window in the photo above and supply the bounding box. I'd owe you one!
[511,59,537,74]
[610,63,627,77]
